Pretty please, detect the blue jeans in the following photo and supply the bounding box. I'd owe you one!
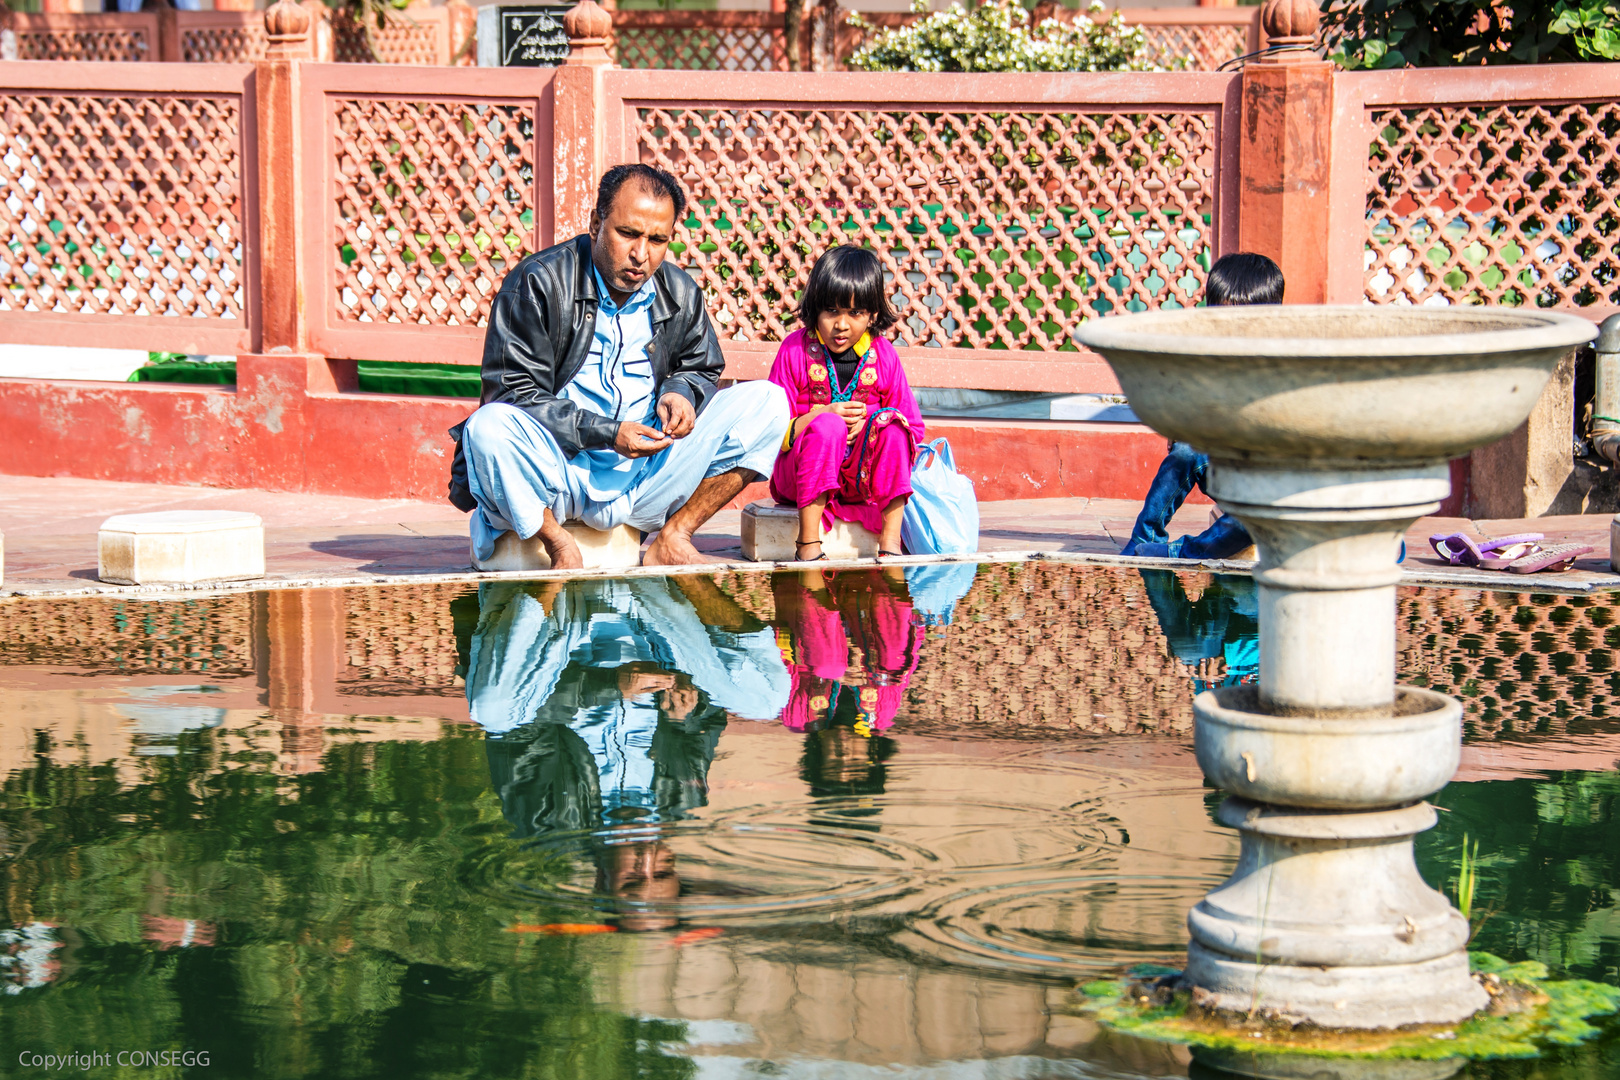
[1121,442,1252,559]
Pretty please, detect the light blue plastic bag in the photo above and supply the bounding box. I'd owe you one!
[903,563,977,626]
[901,438,978,555]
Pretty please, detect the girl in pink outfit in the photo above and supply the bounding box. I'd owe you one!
[767,246,925,561]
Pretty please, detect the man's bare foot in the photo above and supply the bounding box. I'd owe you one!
[643,527,720,566]
[537,515,585,570]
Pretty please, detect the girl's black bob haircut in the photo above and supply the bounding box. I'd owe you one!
[797,245,898,334]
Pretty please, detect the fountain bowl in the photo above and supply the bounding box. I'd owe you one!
[1194,686,1460,809]
[1074,307,1597,464]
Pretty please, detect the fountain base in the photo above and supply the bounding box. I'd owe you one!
[1184,943,1486,1030]
[1184,796,1487,1029]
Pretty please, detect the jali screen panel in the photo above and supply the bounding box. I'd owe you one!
[305,64,557,364]
[0,69,254,354]
[1365,98,1620,314]
[623,76,1233,355]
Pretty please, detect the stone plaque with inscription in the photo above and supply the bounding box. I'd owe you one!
[476,4,572,67]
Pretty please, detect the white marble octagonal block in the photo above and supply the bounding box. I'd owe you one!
[98,511,265,585]
[741,501,879,561]
[471,524,643,572]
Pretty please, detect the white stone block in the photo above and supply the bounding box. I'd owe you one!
[98,511,265,585]
[471,523,642,572]
[741,501,878,561]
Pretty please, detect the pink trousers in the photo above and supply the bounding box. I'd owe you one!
[770,412,914,535]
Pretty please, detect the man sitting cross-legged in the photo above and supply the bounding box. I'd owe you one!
[447,164,790,567]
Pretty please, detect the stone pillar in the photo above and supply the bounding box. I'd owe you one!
[1236,0,1333,303]
[553,0,613,244]
[152,0,181,63]
[446,0,477,65]
[257,0,313,357]
[1466,349,1576,518]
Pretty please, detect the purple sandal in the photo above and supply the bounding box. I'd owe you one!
[1428,532,1543,567]
[1482,542,1593,574]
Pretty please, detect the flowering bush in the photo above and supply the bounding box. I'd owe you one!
[847,0,1173,74]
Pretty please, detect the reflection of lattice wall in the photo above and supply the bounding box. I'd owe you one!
[340,585,466,696]
[0,597,257,678]
[1365,102,1620,311]
[0,93,246,322]
[719,568,1620,740]
[330,98,536,329]
[713,564,1200,736]
[634,106,1217,351]
[901,563,1202,736]
[182,26,267,63]
[1399,588,1620,739]
[13,29,152,62]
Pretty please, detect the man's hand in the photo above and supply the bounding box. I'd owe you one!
[831,400,866,443]
[615,421,672,458]
[657,393,696,439]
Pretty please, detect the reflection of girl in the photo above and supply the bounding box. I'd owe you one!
[772,569,923,735]
[799,710,899,803]
[768,246,926,561]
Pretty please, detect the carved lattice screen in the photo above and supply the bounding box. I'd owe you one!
[634,105,1220,351]
[1366,102,1620,311]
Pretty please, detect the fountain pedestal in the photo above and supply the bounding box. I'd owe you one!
[1077,306,1596,1030]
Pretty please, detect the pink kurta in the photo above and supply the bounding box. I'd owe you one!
[767,328,927,535]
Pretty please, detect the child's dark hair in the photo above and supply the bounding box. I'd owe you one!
[797,245,898,334]
[1206,252,1285,307]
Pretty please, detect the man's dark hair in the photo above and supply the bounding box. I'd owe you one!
[796,244,898,334]
[595,163,687,225]
[1206,252,1285,307]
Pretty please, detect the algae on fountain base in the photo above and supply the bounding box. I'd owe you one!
[1077,954,1620,1077]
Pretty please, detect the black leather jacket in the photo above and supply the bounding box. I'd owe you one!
[447,234,725,512]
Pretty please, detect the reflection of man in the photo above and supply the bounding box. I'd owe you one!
[448,164,790,568]
[1139,570,1259,693]
[463,578,789,927]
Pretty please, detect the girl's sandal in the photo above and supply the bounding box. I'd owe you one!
[877,549,905,560]
[795,539,828,562]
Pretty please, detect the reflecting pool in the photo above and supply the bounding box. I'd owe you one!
[0,563,1616,1078]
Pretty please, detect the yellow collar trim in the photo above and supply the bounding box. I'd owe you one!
[815,330,872,357]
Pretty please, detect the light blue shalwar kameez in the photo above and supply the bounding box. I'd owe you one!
[461,267,788,562]
[465,580,790,821]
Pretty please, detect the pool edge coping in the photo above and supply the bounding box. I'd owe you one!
[2,549,1615,601]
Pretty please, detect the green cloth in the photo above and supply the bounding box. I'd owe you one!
[129,359,480,398]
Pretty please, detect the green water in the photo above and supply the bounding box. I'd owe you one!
[0,566,1616,1078]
